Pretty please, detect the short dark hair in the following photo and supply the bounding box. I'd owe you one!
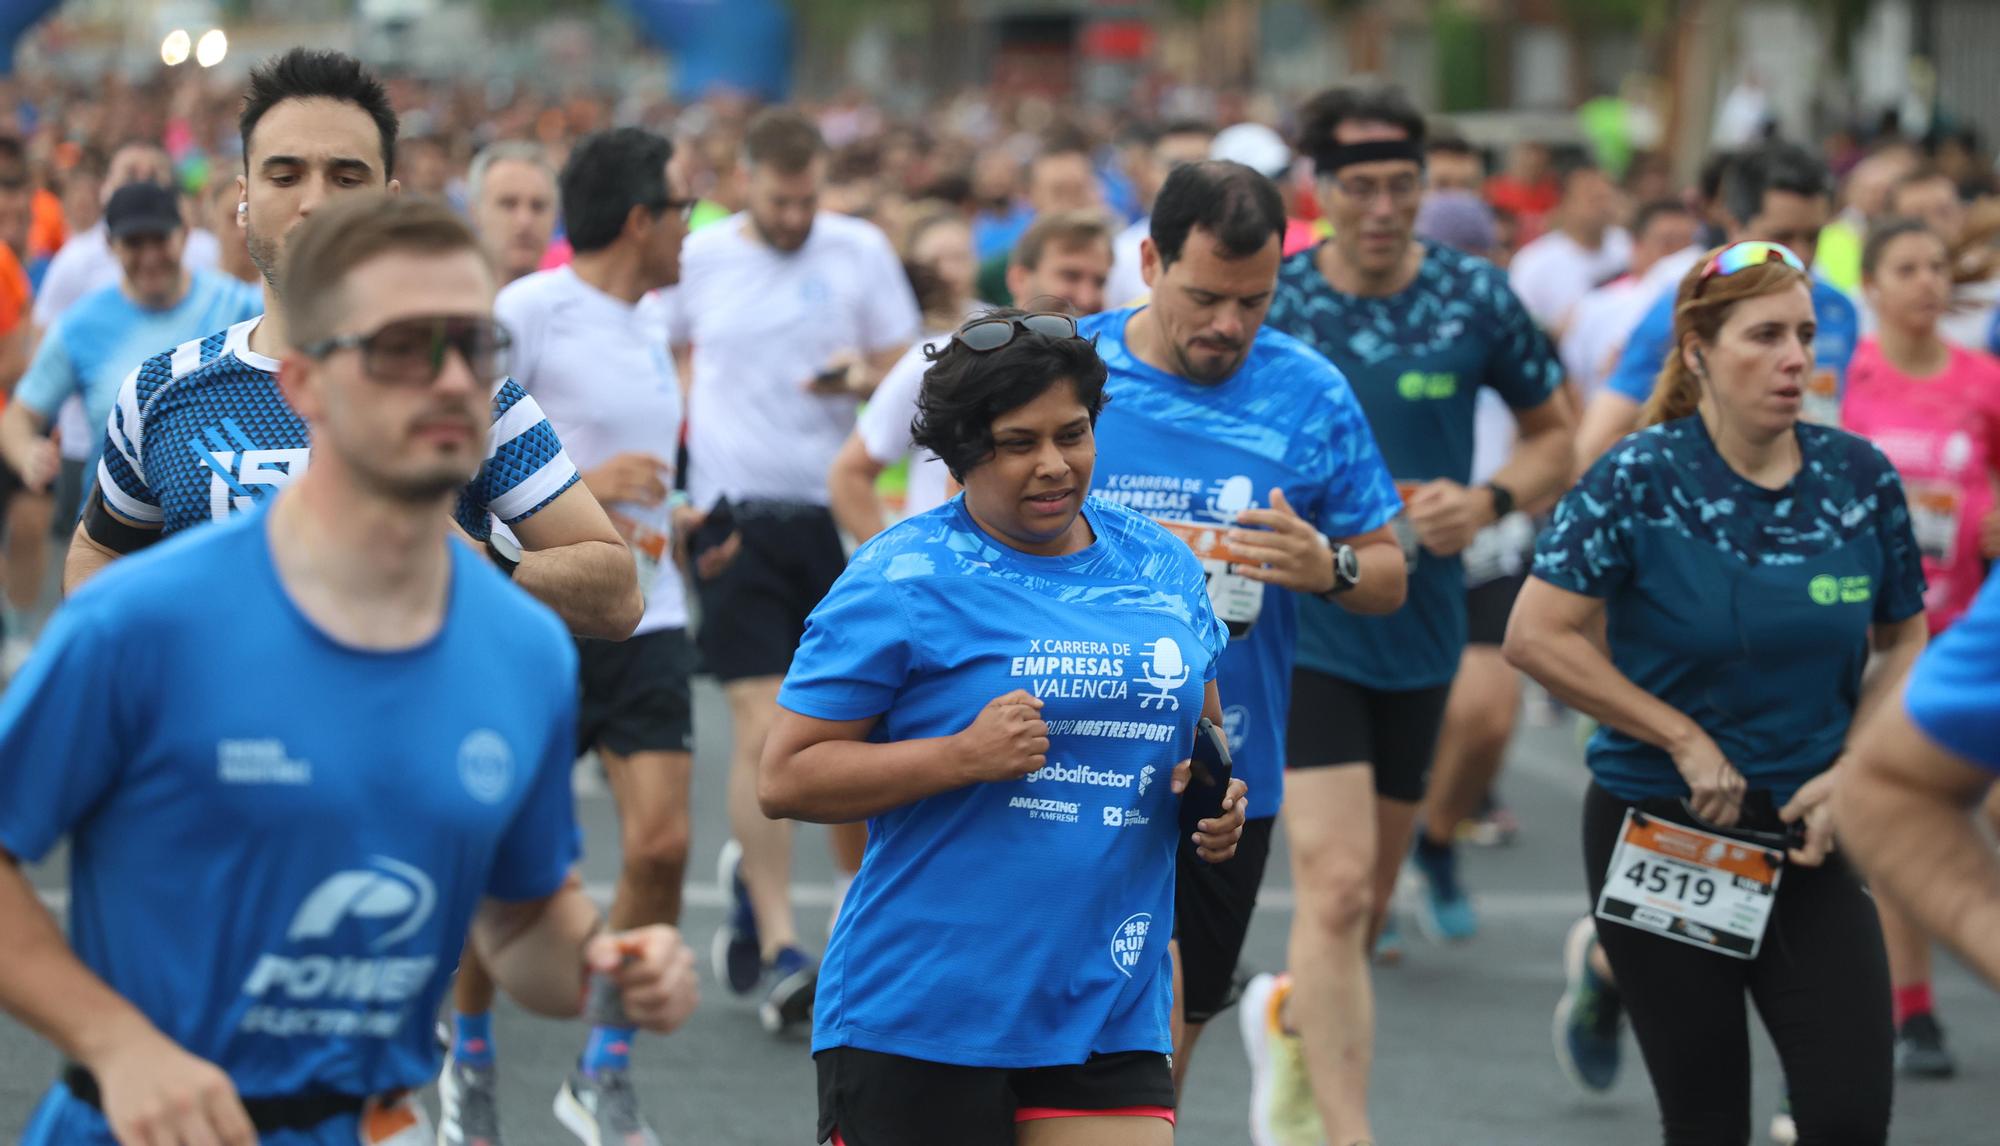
[0,135,26,184]
[1861,216,1942,277]
[1148,160,1285,269]
[1697,150,1735,203]
[1158,119,1216,145]
[1038,126,1094,162]
[241,49,398,178]
[282,194,484,349]
[1296,85,1427,163]
[1012,209,1113,271]
[1888,165,1956,209]
[1720,142,1829,226]
[559,127,673,254]
[1631,197,1694,239]
[743,108,824,174]
[912,308,1110,481]
[1426,126,1476,158]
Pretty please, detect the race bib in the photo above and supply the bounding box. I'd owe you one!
[1462,511,1536,586]
[1595,810,1784,960]
[1906,482,1965,567]
[1389,481,1422,574]
[609,503,673,603]
[358,1092,432,1145]
[1801,369,1841,429]
[1154,518,1264,638]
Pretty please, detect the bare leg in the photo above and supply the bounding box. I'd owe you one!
[601,747,694,929]
[725,677,798,958]
[1422,647,1521,846]
[1017,1115,1173,1146]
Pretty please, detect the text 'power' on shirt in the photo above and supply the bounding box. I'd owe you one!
[496,266,687,634]
[779,497,1225,1068]
[1084,307,1400,817]
[660,211,921,510]
[1264,241,1563,691]
[0,507,579,1111]
[97,317,580,541]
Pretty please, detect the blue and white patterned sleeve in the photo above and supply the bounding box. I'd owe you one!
[1312,367,1403,540]
[1532,447,1635,597]
[95,357,169,526]
[456,379,582,537]
[1478,264,1564,409]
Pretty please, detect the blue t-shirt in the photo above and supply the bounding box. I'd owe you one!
[782,496,1226,1068]
[1605,276,1859,425]
[97,318,580,541]
[1532,416,1926,804]
[1904,564,2000,773]
[1085,308,1401,815]
[0,508,579,1144]
[15,273,262,473]
[1264,242,1564,690]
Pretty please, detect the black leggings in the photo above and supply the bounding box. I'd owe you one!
[1582,783,1892,1146]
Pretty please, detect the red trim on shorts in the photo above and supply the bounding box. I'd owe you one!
[1014,1105,1176,1124]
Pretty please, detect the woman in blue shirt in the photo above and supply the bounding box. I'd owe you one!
[1506,243,1929,1145]
[759,310,1248,1146]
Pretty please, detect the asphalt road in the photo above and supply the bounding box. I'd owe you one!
[5,679,1997,1144]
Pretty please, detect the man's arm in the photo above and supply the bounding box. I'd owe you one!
[63,519,128,594]
[1405,393,1574,557]
[828,433,891,544]
[505,483,644,640]
[0,401,53,491]
[1838,702,2000,989]
[470,879,699,1028]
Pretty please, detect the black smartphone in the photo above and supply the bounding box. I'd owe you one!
[690,496,737,561]
[1180,716,1236,848]
[808,367,851,394]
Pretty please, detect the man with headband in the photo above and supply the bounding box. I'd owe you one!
[1246,85,1573,1146]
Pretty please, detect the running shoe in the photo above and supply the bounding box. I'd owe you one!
[1373,914,1405,966]
[1411,840,1478,943]
[1769,1092,1797,1145]
[554,1067,660,1146]
[1552,917,1623,1093]
[1895,1012,1958,1078]
[1459,791,1520,847]
[710,840,762,998]
[760,945,818,1035]
[1239,973,1325,1146]
[437,1051,502,1146]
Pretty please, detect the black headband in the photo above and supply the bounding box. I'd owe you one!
[1312,138,1425,177]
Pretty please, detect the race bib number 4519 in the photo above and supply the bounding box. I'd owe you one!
[1595,810,1784,960]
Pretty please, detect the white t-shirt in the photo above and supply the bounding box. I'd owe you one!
[1507,227,1632,332]
[856,329,955,520]
[1106,217,1151,310]
[661,211,921,510]
[34,222,225,460]
[1559,274,1651,401]
[496,266,687,634]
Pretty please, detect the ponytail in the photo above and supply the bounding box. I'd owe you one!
[1641,340,1703,427]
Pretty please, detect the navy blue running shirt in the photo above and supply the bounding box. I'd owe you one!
[0,508,580,1144]
[781,496,1226,1067]
[1532,416,1926,803]
[97,318,579,540]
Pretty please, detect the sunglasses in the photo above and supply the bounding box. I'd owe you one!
[656,196,698,223]
[952,311,1081,353]
[304,315,512,387]
[1693,241,1806,297]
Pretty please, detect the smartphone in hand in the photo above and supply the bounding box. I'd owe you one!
[1179,717,1235,851]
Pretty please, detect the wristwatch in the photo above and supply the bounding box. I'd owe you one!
[486,531,522,580]
[1485,481,1517,521]
[1318,539,1361,601]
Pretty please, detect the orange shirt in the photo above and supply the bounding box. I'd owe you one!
[0,244,28,339]
[28,188,66,262]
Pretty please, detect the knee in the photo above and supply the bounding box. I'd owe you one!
[1295,854,1375,939]
[623,815,692,877]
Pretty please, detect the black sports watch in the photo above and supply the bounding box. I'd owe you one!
[1318,540,1360,601]
[1485,481,1517,521]
[486,532,522,579]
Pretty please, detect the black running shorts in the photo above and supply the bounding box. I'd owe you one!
[1174,815,1275,1025]
[575,627,695,756]
[694,501,846,682]
[816,1046,1175,1146]
[1285,667,1452,804]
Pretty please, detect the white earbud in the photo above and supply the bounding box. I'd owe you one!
[236,202,248,220]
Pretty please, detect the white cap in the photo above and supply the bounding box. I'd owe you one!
[1210,123,1292,181]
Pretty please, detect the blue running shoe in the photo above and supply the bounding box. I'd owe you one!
[760,945,818,1035]
[711,840,762,998]
[1553,917,1623,1093]
[1411,836,1478,943]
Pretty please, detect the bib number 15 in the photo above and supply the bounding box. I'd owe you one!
[1622,859,1717,908]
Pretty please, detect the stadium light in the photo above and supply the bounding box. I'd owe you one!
[196,29,228,68]
[160,29,191,67]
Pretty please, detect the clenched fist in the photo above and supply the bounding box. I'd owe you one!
[951,690,1051,784]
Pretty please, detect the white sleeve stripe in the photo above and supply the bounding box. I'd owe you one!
[109,367,145,474]
[488,453,578,522]
[169,338,205,379]
[96,460,164,523]
[486,396,545,460]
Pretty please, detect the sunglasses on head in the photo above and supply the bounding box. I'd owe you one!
[303,315,512,387]
[1693,241,1807,297]
[952,311,1081,353]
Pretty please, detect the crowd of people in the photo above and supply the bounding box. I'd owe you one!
[0,39,1996,1146]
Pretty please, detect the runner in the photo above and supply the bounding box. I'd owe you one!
[468,141,559,287]
[0,192,699,1146]
[1577,143,1854,464]
[64,48,643,646]
[1559,199,1701,402]
[441,126,696,1146]
[1877,167,2000,350]
[1506,241,1928,1145]
[1507,159,1632,340]
[663,107,920,1034]
[1423,131,1484,196]
[973,129,1103,306]
[1082,160,1405,1095]
[1106,120,1215,308]
[759,307,1248,1146]
[1245,84,1573,1146]
[1839,216,2000,1081]
[830,208,1113,544]
[1840,566,2000,991]
[0,136,41,676]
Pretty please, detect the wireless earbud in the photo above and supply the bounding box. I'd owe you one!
[1693,348,1709,377]
[237,202,248,220]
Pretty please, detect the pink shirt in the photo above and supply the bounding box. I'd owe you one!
[1843,338,2000,632]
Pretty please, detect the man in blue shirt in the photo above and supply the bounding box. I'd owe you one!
[1087,160,1405,1092]
[1842,565,2000,992]
[0,193,698,1146]
[1577,143,1857,462]
[0,182,260,492]
[1253,85,1574,1146]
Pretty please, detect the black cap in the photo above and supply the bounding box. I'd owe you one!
[104,182,184,241]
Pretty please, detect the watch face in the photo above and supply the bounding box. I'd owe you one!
[489,531,523,563]
[1336,544,1360,584]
